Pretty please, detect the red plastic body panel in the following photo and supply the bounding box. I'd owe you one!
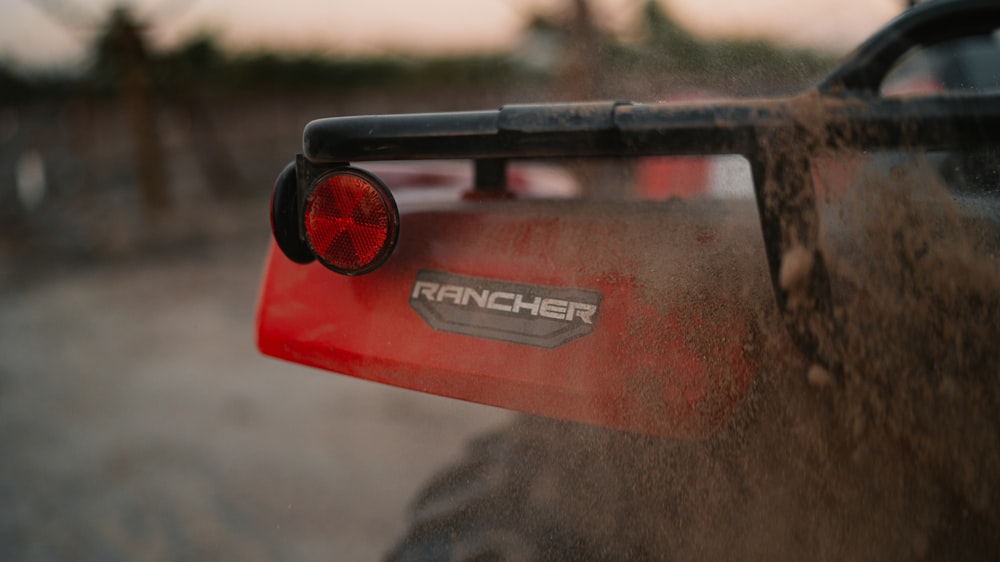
[257,199,771,438]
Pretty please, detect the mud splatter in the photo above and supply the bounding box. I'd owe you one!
[391,154,1000,561]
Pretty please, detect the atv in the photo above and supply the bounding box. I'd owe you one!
[257,1,1000,559]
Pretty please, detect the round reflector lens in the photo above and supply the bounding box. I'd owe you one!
[303,169,399,275]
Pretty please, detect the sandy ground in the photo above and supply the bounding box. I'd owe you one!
[0,232,511,561]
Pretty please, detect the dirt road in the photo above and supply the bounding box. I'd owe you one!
[0,233,509,561]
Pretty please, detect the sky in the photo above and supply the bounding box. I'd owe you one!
[0,0,904,69]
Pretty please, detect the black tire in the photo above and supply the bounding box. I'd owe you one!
[386,405,1000,562]
[384,415,677,562]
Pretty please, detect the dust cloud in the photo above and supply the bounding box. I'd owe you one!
[624,163,993,560]
[391,156,1000,560]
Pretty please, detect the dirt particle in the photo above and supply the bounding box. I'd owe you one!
[778,244,813,291]
[806,364,834,389]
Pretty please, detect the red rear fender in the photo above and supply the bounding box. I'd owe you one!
[257,199,771,438]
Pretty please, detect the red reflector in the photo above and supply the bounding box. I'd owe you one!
[303,169,399,275]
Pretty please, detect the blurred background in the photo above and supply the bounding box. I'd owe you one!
[0,0,902,559]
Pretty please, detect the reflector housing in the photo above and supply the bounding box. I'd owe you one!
[270,162,314,264]
[303,168,399,275]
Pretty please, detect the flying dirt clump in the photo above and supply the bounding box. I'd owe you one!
[805,363,834,389]
[778,244,813,293]
[741,157,1000,561]
[386,154,1000,561]
[489,157,1000,562]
